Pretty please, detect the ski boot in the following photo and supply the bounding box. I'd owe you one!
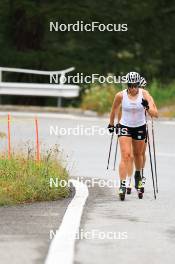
[119,180,126,201]
[135,171,143,199]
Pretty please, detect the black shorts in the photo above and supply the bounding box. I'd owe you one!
[118,124,147,140]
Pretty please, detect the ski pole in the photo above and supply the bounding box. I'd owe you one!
[113,135,119,171]
[145,112,156,199]
[107,132,114,170]
[151,118,158,193]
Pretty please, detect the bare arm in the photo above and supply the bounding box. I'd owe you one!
[109,92,122,125]
[143,90,159,118]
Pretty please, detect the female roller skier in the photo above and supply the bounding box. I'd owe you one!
[126,77,158,194]
[108,72,158,200]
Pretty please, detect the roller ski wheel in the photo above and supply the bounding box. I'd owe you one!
[126,177,132,195]
[120,193,125,201]
[137,190,143,199]
[141,177,146,193]
[119,186,126,201]
[140,186,144,193]
[126,187,132,195]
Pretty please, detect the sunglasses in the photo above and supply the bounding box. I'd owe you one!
[128,83,139,88]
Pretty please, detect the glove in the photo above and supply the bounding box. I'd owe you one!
[107,124,114,133]
[141,99,149,110]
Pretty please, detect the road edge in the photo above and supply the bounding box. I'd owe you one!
[45,179,89,264]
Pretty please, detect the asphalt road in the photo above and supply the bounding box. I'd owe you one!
[0,112,175,264]
[0,199,72,264]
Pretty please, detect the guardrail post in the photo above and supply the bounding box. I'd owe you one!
[57,97,62,107]
[0,68,2,82]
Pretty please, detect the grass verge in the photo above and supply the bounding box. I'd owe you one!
[0,147,70,206]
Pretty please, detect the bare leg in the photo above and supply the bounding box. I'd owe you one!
[128,155,134,177]
[127,154,134,191]
[132,139,146,192]
[119,136,132,180]
[142,142,147,171]
[132,139,145,170]
[142,142,147,188]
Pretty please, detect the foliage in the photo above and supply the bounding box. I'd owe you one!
[81,83,121,114]
[149,80,175,107]
[0,0,174,106]
[0,0,174,80]
[0,146,70,206]
[81,81,175,114]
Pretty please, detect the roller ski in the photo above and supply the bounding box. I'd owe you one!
[126,177,132,194]
[119,180,126,201]
[140,169,146,193]
[135,171,144,199]
[137,188,143,199]
[140,177,146,193]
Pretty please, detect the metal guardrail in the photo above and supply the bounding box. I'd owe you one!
[0,67,80,106]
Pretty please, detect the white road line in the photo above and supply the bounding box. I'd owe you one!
[145,151,175,158]
[0,111,105,122]
[0,111,175,123]
[158,121,175,125]
[45,179,89,264]
[156,152,175,158]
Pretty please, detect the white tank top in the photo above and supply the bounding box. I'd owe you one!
[120,89,146,127]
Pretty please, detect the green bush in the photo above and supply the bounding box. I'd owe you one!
[149,80,175,107]
[81,83,122,115]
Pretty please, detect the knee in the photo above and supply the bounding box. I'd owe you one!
[122,152,131,162]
